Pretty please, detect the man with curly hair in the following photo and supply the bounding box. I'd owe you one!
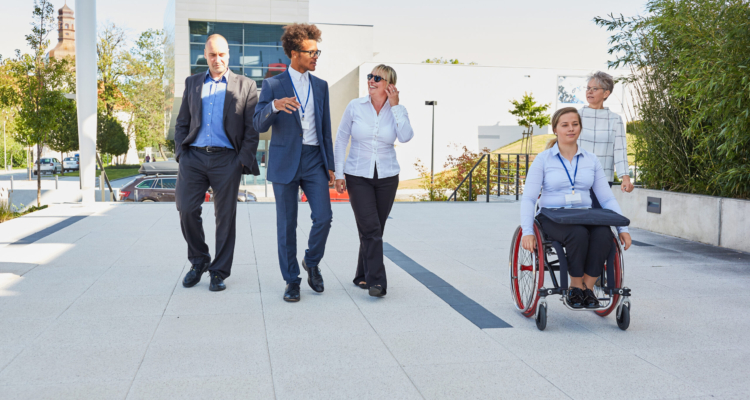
[253,23,334,302]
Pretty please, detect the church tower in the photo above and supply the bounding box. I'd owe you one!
[49,3,76,59]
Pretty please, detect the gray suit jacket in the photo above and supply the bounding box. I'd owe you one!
[174,70,260,175]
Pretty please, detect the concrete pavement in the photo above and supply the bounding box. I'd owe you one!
[0,202,749,399]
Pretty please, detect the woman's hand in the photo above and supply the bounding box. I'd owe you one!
[619,232,632,250]
[335,179,346,194]
[521,235,537,252]
[386,84,399,106]
[620,175,634,193]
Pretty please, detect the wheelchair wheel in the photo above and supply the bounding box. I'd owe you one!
[617,304,630,330]
[594,235,624,317]
[509,224,545,318]
[535,304,547,331]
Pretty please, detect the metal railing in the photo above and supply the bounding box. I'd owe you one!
[447,153,534,202]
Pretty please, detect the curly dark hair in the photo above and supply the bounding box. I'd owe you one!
[281,23,322,58]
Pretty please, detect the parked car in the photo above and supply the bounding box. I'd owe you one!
[300,186,350,203]
[33,158,62,175]
[120,175,255,203]
[139,160,179,175]
[63,156,79,172]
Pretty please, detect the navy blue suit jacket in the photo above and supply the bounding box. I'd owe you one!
[253,71,334,184]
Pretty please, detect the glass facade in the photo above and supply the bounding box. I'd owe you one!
[189,21,290,88]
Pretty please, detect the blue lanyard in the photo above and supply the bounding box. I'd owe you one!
[288,70,311,119]
[556,153,580,193]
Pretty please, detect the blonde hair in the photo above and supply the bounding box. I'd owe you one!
[546,107,582,150]
[372,64,397,85]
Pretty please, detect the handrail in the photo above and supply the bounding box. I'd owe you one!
[447,152,534,202]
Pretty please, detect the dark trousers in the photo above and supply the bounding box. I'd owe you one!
[346,170,399,289]
[176,147,243,279]
[537,214,613,278]
[272,145,332,285]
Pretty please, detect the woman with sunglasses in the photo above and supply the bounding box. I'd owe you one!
[334,64,414,297]
[578,71,633,206]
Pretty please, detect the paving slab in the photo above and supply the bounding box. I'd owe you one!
[0,202,747,398]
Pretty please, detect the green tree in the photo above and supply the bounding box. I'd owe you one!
[422,57,477,65]
[48,98,78,174]
[509,93,551,154]
[97,23,129,116]
[97,110,128,157]
[122,29,168,160]
[11,1,74,206]
[596,0,750,198]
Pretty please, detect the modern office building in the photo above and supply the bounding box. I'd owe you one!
[164,0,630,181]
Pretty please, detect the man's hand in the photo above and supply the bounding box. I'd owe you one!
[621,175,635,192]
[335,179,346,193]
[619,232,632,250]
[273,97,301,114]
[328,170,335,186]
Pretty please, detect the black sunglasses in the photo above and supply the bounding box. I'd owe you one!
[367,74,388,83]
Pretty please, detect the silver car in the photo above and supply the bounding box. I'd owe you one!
[33,158,62,175]
[63,157,79,172]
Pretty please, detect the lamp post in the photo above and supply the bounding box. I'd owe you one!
[425,101,437,187]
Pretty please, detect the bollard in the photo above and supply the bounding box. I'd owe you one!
[55,175,58,190]
[10,176,13,192]
[100,172,105,202]
[135,189,138,202]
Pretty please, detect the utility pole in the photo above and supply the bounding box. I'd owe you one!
[425,101,437,186]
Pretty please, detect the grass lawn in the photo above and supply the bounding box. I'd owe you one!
[62,165,141,181]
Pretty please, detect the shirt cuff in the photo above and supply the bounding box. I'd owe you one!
[335,171,345,180]
[271,100,280,113]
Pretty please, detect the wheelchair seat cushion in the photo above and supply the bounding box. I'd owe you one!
[539,207,630,227]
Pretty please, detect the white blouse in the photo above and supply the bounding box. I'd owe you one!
[334,95,414,180]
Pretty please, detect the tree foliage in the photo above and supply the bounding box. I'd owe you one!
[97,110,128,156]
[122,29,167,151]
[422,58,478,65]
[97,23,129,116]
[596,0,750,198]
[48,99,79,155]
[509,93,551,135]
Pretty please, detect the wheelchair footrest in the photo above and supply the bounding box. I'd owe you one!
[539,287,631,297]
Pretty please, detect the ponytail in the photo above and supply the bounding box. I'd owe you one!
[545,136,557,150]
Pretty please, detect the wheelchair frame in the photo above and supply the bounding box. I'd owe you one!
[509,220,632,331]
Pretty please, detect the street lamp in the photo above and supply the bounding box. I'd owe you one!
[425,101,437,186]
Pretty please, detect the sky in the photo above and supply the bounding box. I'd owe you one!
[1,0,647,69]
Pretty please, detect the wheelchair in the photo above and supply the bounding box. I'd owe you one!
[509,219,632,331]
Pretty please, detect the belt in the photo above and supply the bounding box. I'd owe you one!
[192,146,229,153]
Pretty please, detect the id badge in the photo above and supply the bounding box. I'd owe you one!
[300,118,310,130]
[565,192,582,205]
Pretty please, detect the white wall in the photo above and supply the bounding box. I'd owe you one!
[353,62,629,181]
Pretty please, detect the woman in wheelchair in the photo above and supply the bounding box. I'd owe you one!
[521,107,631,309]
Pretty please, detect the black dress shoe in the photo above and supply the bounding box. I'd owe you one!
[284,283,301,302]
[566,287,585,308]
[302,259,324,293]
[182,261,210,288]
[369,285,386,297]
[209,273,226,292]
[582,288,600,308]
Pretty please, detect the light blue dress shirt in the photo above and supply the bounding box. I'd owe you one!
[191,71,234,149]
[520,143,628,236]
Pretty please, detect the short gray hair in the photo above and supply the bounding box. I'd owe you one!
[588,71,614,98]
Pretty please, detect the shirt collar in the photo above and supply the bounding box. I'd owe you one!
[204,70,228,83]
[551,142,584,157]
[288,66,309,83]
[582,105,610,111]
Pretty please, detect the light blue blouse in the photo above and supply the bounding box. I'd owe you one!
[520,143,628,236]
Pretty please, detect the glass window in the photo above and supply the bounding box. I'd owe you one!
[136,180,154,189]
[191,65,208,76]
[188,22,291,89]
[161,178,177,189]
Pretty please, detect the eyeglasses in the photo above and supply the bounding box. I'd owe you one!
[296,49,321,58]
[367,74,388,83]
[586,87,603,92]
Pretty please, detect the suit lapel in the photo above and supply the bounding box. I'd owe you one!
[193,75,203,127]
[279,70,302,128]
[222,70,235,128]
